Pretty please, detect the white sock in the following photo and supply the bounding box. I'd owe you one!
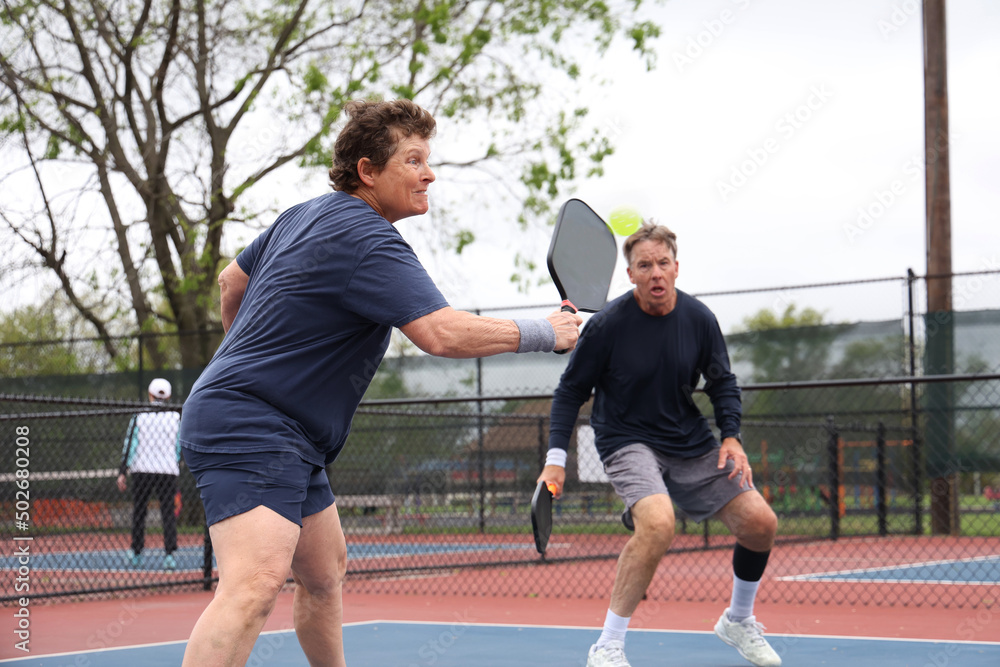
[595,609,631,648]
[729,574,761,622]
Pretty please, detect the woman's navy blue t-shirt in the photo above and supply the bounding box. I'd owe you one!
[179,191,448,466]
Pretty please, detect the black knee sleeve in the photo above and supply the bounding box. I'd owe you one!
[733,543,771,582]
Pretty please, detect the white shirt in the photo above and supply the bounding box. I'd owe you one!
[122,409,181,475]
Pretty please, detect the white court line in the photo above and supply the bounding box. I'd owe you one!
[776,553,1000,583]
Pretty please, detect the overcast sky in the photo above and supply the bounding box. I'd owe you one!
[5,1,995,338]
[404,0,999,333]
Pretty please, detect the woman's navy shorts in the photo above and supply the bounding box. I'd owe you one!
[182,448,335,527]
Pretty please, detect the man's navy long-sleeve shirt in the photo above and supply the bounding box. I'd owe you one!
[549,289,741,461]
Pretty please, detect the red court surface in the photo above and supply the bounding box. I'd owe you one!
[11,588,996,660]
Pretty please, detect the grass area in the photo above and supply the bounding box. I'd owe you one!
[393,506,1000,538]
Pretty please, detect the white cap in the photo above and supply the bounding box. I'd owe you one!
[148,378,172,400]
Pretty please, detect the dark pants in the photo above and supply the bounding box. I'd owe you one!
[131,472,178,555]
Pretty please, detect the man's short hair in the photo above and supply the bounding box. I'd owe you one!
[623,221,678,265]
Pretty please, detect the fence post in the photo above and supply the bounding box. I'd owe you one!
[475,341,486,534]
[202,523,214,590]
[826,416,840,540]
[537,418,546,471]
[876,421,888,537]
[906,269,924,536]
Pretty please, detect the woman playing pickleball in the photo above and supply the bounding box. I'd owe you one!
[178,99,582,667]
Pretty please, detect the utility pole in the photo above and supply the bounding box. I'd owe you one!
[922,0,958,535]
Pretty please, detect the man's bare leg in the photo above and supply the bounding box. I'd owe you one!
[716,490,777,552]
[608,494,676,617]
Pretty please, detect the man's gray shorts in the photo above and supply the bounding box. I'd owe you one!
[603,442,750,529]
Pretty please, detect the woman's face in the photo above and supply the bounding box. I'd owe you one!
[365,135,435,223]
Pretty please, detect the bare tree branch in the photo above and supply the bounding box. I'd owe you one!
[0,0,659,367]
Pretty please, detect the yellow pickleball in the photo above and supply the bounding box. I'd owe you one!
[607,206,643,236]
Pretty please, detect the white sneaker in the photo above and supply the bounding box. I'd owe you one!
[586,640,631,667]
[714,608,782,666]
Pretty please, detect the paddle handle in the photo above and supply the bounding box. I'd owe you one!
[554,301,578,355]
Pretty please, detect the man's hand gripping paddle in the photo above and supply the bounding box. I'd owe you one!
[531,480,559,559]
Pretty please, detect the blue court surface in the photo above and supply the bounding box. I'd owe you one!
[2,621,998,666]
[0,542,530,572]
[778,554,1000,585]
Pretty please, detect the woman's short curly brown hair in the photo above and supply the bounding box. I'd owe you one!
[328,99,437,193]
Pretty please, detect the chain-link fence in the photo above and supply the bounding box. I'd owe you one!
[0,396,208,602]
[3,270,997,399]
[0,330,212,402]
[2,373,997,607]
[1,270,998,608]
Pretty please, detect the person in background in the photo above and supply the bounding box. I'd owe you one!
[118,377,182,570]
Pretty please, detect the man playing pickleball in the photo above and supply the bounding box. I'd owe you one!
[538,222,782,667]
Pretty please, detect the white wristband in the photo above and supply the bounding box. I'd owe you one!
[545,448,568,468]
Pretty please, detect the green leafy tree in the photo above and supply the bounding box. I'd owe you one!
[0,303,106,377]
[727,304,913,418]
[739,304,827,331]
[724,305,1000,521]
[730,304,834,385]
[829,337,908,380]
[332,357,479,495]
[0,0,660,369]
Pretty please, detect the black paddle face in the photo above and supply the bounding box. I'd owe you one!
[530,480,553,557]
[546,199,618,313]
